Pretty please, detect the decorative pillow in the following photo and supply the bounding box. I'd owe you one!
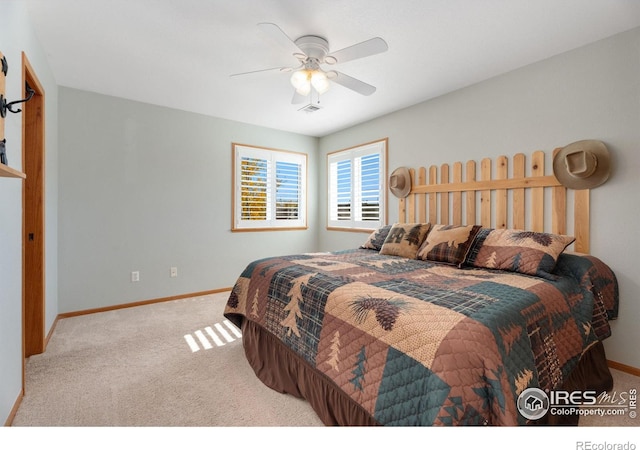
[379,223,431,259]
[360,225,393,251]
[464,228,575,278]
[417,224,481,266]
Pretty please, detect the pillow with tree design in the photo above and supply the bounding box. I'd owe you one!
[360,224,393,251]
[379,223,431,259]
[417,224,481,266]
[463,228,575,278]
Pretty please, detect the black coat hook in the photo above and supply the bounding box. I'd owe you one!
[1,86,35,118]
[0,139,7,165]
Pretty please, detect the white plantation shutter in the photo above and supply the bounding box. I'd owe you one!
[233,144,306,230]
[329,159,352,221]
[275,160,302,220]
[360,153,381,221]
[240,156,269,221]
[328,139,386,230]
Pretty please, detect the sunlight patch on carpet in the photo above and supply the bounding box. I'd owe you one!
[184,320,242,352]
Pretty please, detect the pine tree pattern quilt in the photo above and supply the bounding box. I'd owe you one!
[224,248,618,426]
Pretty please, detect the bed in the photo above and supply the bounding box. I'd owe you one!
[223,149,619,426]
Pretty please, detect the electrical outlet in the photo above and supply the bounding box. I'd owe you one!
[131,271,140,282]
[170,267,178,278]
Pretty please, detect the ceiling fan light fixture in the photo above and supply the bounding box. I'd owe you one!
[237,23,388,103]
[291,69,330,96]
[295,83,311,96]
[311,71,330,94]
[290,69,310,90]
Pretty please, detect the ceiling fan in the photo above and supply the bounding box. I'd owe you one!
[230,23,388,104]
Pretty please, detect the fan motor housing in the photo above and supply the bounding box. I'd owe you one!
[294,35,330,61]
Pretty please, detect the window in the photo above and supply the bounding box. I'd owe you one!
[232,143,307,231]
[328,139,387,230]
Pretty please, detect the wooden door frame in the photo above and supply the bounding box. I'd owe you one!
[22,52,45,367]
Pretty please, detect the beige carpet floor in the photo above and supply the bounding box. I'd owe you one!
[12,293,323,427]
[11,292,638,430]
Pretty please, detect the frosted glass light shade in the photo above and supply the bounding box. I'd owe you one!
[311,71,330,94]
[291,69,330,96]
[295,82,311,96]
[291,70,310,89]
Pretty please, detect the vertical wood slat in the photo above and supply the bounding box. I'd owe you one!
[428,166,437,223]
[440,164,450,225]
[531,151,545,232]
[398,197,406,223]
[574,190,590,253]
[480,158,492,227]
[418,167,427,223]
[452,162,462,225]
[512,153,526,230]
[407,168,416,223]
[465,160,476,225]
[551,148,567,236]
[552,187,567,235]
[496,155,508,228]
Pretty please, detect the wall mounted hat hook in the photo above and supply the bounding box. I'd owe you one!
[1,55,35,118]
[1,86,35,118]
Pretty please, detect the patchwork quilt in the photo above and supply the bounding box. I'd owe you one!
[224,249,618,426]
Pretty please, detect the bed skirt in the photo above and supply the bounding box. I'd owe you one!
[241,319,613,426]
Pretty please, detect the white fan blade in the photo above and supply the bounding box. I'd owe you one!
[331,71,376,96]
[230,66,288,77]
[291,90,307,104]
[258,22,304,56]
[326,37,388,64]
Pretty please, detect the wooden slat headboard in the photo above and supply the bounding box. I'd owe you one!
[398,150,591,253]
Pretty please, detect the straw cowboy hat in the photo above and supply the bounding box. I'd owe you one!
[389,166,411,198]
[553,140,611,190]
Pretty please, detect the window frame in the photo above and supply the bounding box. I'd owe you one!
[327,138,388,232]
[232,143,307,232]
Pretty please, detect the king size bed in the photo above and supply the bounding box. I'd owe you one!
[223,147,618,426]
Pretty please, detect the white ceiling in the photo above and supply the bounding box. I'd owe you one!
[24,0,640,137]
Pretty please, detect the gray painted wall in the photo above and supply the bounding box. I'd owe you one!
[317,27,640,369]
[58,88,318,312]
[0,0,59,425]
